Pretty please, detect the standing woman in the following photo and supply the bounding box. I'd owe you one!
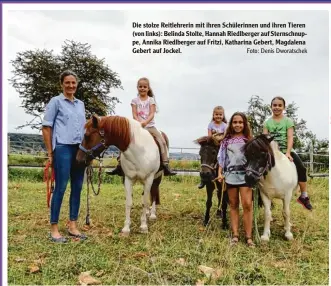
[42,70,87,243]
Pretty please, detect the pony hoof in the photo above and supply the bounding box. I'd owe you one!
[140,227,148,234]
[120,231,130,237]
[149,214,157,220]
[203,220,209,227]
[216,210,222,218]
[261,235,270,242]
[285,233,293,240]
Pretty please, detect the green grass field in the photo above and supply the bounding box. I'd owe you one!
[8,175,329,285]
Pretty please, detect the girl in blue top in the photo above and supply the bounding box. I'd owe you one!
[42,70,87,243]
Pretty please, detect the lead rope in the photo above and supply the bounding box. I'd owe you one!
[85,158,103,225]
[44,161,55,208]
[253,186,261,245]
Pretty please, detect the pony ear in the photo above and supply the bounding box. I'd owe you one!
[92,114,100,128]
[265,134,275,142]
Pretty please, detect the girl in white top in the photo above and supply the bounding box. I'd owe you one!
[109,77,176,176]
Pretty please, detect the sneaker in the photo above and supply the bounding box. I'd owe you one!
[297,196,313,211]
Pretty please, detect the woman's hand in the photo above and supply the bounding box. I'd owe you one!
[285,152,293,162]
[141,121,147,128]
[48,153,53,165]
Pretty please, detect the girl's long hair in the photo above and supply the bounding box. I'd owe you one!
[223,112,252,140]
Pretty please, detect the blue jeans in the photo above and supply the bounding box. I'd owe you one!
[50,144,85,224]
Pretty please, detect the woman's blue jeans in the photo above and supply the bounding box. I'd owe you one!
[50,144,85,224]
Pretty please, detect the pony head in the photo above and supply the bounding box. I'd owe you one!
[76,114,131,166]
[76,114,108,166]
[194,136,220,183]
[243,134,275,187]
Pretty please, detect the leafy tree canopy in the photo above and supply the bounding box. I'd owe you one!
[10,40,123,130]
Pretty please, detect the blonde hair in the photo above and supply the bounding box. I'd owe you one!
[211,106,227,123]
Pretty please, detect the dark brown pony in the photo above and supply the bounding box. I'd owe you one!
[194,135,229,229]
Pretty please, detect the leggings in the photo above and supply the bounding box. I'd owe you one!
[291,151,307,182]
[145,126,169,162]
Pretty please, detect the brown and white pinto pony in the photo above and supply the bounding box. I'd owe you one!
[76,115,166,235]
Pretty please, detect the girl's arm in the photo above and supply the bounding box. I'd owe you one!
[42,126,53,164]
[131,104,139,121]
[141,104,156,127]
[215,142,226,182]
[286,127,294,161]
[263,127,269,134]
[208,129,213,137]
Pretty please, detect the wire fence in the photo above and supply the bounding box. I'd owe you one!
[7,139,329,177]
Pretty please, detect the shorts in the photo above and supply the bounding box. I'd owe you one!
[226,183,248,189]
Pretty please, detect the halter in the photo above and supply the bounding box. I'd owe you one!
[200,163,217,172]
[246,152,272,178]
[79,129,109,161]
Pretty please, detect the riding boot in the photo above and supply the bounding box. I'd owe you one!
[163,162,177,176]
[106,163,124,176]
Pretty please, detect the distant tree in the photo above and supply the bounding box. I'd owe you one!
[246,95,328,152]
[246,95,271,136]
[9,40,123,130]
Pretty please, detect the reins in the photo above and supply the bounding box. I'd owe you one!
[85,154,105,226]
[44,160,55,208]
[213,178,226,214]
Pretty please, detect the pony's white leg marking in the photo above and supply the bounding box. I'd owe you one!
[140,175,154,233]
[150,201,157,220]
[143,195,150,216]
[260,192,272,242]
[283,197,293,240]
[122,177,133,234]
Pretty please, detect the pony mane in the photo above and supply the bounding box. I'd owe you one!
[194,135,220,147]
[244,134,276,168]
[97,116,131,152]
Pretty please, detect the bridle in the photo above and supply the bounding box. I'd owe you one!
[79,129,109,162]
[200,147,219,174]
[245,152,272,179]
[201,162,218,173]
[78,128,109,226]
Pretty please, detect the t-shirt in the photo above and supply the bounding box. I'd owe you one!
[217,136,248,185]
[264,116,294,153]
[131,96,156,128]
[42,93,86,151]
[208,121,227,134]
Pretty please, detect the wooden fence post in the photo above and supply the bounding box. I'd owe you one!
[309,142,314,174]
